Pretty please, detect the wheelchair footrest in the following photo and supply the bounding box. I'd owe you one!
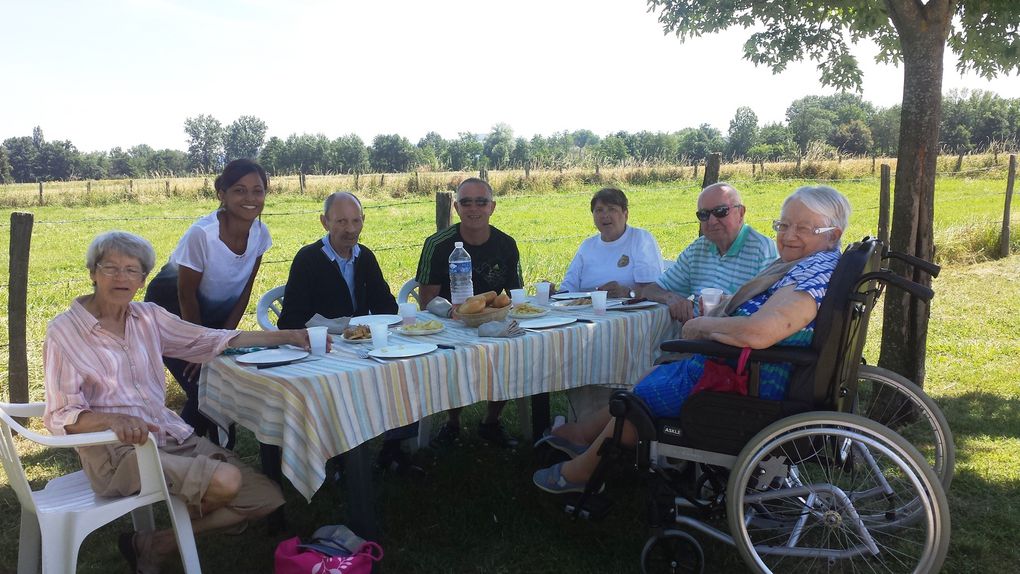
[564,493,614,521]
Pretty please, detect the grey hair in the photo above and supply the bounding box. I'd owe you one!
[456,177,493,198]
[783,185,852,240]
[85,231,157,275]
[323,191,363,216]
[700,181,742,206]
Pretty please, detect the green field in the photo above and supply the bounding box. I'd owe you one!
[1,171,1018,572]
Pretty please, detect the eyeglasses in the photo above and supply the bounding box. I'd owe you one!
[695,204,741,222]
[457,197,491,207]
[95,263,146,279]
[771,220,838,236]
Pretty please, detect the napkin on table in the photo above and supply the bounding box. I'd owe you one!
[426,296,453,318]
[477,319,525,338]
[305,313,351,334]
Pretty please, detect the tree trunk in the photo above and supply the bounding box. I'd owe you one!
[878,0,953,388]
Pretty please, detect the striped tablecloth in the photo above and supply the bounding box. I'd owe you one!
[199,304,677,500]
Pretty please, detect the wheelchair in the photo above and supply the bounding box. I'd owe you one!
[567,238,951,573]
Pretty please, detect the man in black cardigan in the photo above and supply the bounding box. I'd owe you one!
[278,192,420,474]
[278,192,397,327]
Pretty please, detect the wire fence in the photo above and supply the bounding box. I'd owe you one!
[2,164,1016,364]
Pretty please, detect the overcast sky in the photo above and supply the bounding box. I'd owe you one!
[3,0,1019,152]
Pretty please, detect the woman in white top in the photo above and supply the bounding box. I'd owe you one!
[145,159,272,442]
[559,187,663,298]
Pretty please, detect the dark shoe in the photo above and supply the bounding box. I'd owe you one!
[430,423,461,448]
[376,447,426,477]
[478,421,519,448]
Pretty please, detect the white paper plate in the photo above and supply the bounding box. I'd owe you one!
[349,314,402,327]
[551,291,591,300]
[613,300,659,310]
[518,316,577,329]
[236,348,309,366]
[549,299,592,310]
[395,323,445,336]
[368,343,438,359]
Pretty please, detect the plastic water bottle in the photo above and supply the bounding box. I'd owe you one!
[449,241,474,304]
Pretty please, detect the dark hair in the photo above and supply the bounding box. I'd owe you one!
[456,177,493,197]
[590,187,628,212]
[215,159,268,193]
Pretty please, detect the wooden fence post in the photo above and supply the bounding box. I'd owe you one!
[879,164,891,246]
[87,180,91,196]
[37,182,43,205]
[1001,154,1016,257]
[165,180,171,197]
[693,162,698,180]
[524,161,531,179]
[8,212,33,410]
[702,153,721,189]
[354,172,360,190]
[436,191,453,231]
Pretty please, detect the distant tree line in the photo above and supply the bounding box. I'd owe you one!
[2,89,1018,184]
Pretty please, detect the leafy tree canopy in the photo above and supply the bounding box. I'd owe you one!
[647,0,1020,91]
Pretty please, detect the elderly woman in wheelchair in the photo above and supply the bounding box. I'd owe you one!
[535,185,850,493]
[534,186,951,574]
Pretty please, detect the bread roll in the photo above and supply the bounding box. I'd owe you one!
[479,290,497,304]
[459,298,486,314]
[491,293,511,308]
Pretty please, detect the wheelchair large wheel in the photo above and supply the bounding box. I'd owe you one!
[726,412,950,574]
[640,530,704,574]
[856,365,955,489]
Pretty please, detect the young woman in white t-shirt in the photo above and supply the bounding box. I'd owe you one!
[558,187,663,298]
[145,159,272,442]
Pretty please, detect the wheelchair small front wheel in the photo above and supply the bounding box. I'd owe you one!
[640,529,704,574]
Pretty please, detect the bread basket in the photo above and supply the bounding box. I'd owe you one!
[456,305,510,327]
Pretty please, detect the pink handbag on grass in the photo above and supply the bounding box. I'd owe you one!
[274,535,383,574]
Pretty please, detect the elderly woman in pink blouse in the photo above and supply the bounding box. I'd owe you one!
[44,230,312,573]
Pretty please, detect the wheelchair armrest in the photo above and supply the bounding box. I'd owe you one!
[659,339,817,365]
[608,390,658,445]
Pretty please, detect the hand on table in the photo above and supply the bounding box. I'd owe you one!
[664,293,695,322]
[596,281,632,299]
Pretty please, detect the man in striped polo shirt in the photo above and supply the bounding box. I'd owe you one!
[644,182,778,321]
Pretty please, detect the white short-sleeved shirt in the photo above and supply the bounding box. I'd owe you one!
[170,211,272,313]
[560,226,663,293]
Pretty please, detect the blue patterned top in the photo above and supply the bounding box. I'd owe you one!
[635,249,842,418]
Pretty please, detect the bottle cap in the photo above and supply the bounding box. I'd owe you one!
[454,241,463,248]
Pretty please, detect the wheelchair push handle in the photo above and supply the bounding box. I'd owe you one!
[858,271,935,302]
[883,249,941,278]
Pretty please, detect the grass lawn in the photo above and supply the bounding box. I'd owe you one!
[1,174,1018,572]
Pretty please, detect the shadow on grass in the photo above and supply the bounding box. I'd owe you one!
[3,392,1019,573]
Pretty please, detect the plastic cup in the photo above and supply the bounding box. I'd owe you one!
[535,282,551,305]
[369,323,389,348]
[510,288,527,307]
[399,302,418,326]
[591,290,608,315]
[700,287,724,316]
[307,326,328,356]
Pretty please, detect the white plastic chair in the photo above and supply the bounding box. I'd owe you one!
[397,279,420,304]
[662,257,675,274]
[256,285,286,331]
[0,402,201,574]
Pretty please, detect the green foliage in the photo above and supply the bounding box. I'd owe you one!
[369,133,416,173]
[183,114,224,173]
[727,106,759,159]
[0,146,11,183]
[223,115,268,162]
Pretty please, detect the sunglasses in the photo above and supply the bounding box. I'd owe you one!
[695,204,741,222]
[457,198,491,207]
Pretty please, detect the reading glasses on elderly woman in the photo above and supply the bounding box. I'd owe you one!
[771,220,838,236]
[457,197,491,207]
[95,264,146,279]
[695,204,741,222]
